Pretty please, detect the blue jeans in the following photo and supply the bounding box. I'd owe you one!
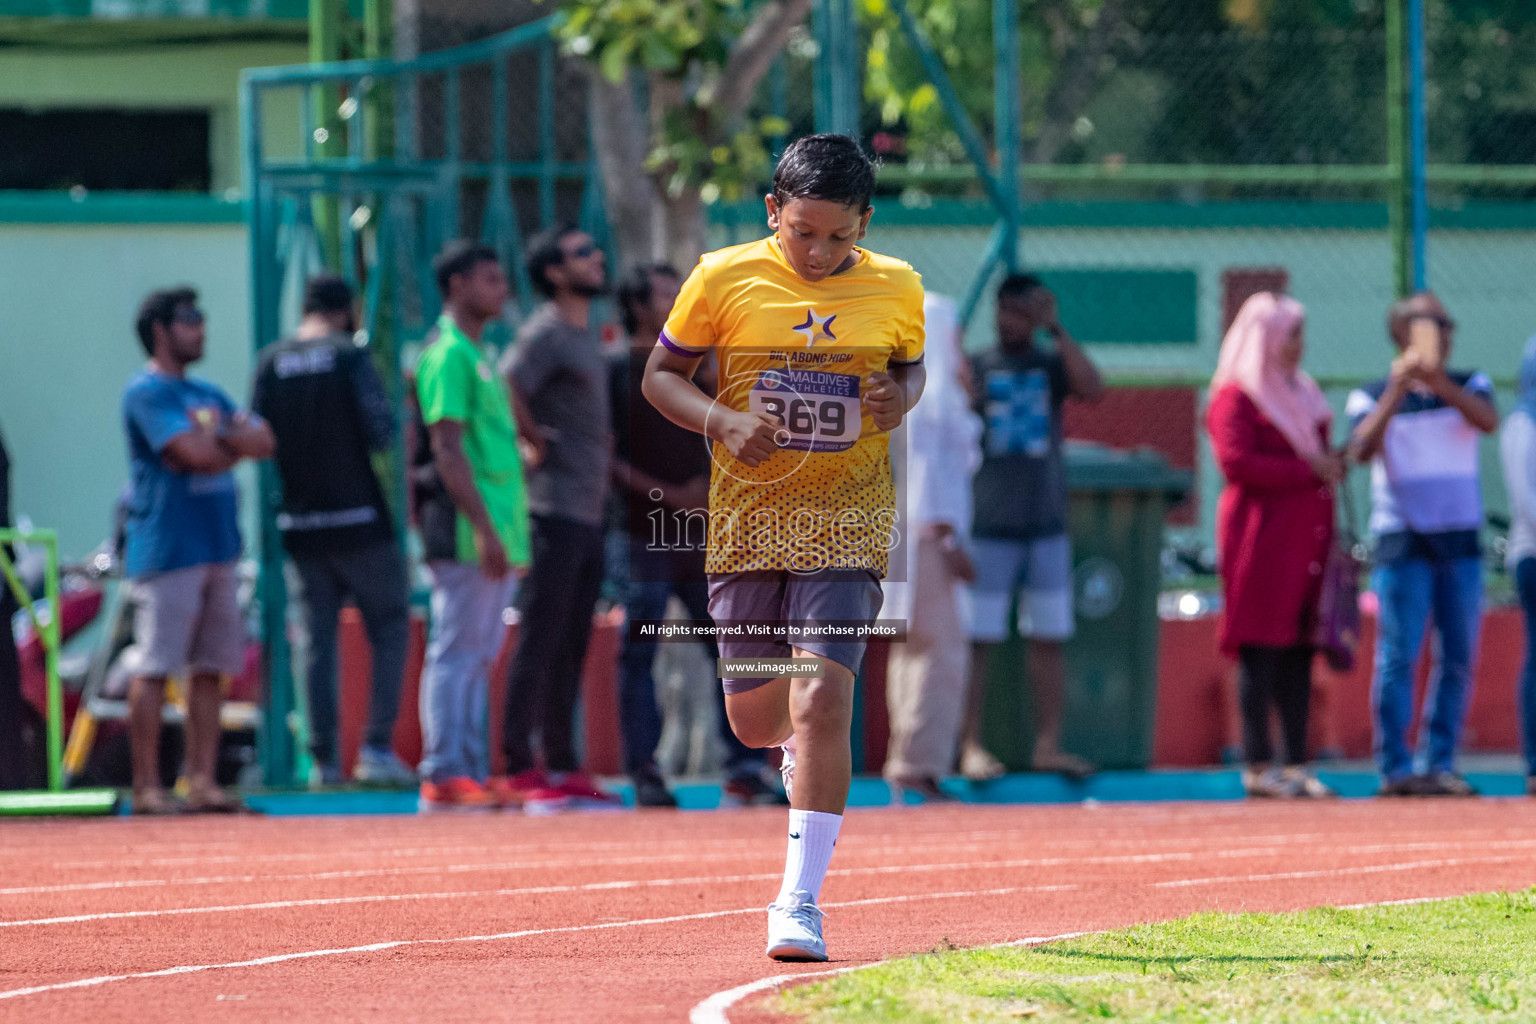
[1515,558,1536,778]
[419,560,516,783]
[620,542,760,778]
[1370,556,1483,782]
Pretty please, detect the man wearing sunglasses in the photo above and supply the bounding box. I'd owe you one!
[1348,290,1498,797]
[122,287,274,813]
[496,222,618,808]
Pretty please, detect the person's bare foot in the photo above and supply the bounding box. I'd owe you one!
[131,788,184,816]
[185,785,254,814]
[959,744,1006,782]
[1029,748,1096,780]
[887,774,955,802]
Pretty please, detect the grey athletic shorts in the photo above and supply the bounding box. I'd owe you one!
[706,569,884,694]
[131,561,245,679]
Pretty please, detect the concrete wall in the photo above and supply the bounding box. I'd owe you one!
[0,40,309,190]
[0,218,256,559]
[856,215,1536,543]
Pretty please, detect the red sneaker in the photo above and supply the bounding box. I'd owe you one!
[489,769,571,815]
[551,770,623,808]
[418,777,495,813]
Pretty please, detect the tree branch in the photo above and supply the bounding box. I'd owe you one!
[710,0,814,123]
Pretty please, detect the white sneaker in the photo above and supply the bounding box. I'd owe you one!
[353,746,417,788]
[766,889,827,962]
[779,741,796,803]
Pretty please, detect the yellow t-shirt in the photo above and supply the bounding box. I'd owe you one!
[661,236,925,576]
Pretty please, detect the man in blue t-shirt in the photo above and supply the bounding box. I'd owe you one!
[1347,290,1498,797]
[122,287,274,814]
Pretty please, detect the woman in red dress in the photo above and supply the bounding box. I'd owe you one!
[1207,292,1343,798]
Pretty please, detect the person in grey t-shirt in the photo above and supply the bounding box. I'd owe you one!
[498,221,618,804]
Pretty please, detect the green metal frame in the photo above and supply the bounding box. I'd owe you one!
[0,529,118,816]
[0,528,61,792]
[241,14,595,785]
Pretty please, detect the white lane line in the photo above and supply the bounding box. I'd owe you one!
[0,885,1068,1003]
[11,835,1536,899]
[687,930,1092,1024]
[0,858,1077,928]
[1150,855,1536,888]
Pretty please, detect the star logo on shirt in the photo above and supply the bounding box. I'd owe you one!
[792,309,837,348]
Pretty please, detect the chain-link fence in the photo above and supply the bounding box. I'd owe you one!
[736,0,1536,548]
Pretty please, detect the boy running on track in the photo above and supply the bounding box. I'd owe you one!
[642,134,926,961]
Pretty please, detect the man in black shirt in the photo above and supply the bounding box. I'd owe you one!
[252,275,413,787]
[610,263,781,807]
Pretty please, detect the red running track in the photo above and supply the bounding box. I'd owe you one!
[3,800,1535,1023]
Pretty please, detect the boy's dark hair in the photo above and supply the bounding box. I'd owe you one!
[996,273,1045,303]
[432,240,500,298]
[525,221,583,299]
[616,263,681,335]
[302,273,354,316]
[772,134,877,212]
[135,286,198,355]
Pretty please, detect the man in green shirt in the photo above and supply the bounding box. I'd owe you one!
[414,241,538,812]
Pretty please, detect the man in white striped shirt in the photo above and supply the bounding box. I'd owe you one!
[1347,291,1498,797]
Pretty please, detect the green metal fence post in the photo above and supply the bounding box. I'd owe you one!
[1386,0,1410,298]
[993,0,1021,273]
[813,0,859,136]
[311,0,347,268]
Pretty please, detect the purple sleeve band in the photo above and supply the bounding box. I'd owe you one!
[658,331,706,358]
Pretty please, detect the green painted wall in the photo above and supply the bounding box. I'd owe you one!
[4,204,1534,559]
[0,220,257,560]
[0,40,308,190]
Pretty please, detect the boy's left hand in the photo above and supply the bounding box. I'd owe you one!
[863,371,904,431]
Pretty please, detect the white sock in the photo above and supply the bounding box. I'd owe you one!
[777,808,841,904]
[781,734,797,758]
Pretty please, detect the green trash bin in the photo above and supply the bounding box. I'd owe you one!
[980,442,1192,771]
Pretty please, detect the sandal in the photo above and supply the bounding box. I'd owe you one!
[959,745,1006,782]
[887,775,956,803]
[1029,750,1097,781]
[131,789,185,816]
[185,787,257,815]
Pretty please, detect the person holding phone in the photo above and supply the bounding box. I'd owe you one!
[1207,292,1340,798]
[1347,291,1498,797]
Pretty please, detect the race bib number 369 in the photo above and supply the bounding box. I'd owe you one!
[750,368,862,453]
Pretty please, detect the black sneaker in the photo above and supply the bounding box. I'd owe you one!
[1422,772,1479,797]
[723,770,789,806]
[630,769,677,808]
[1377,774,1428,797]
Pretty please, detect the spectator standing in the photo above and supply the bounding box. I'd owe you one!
[122,287,275,814]
[1498,334,1536,798]
[609,263,783,807]
[0,425,23,791]
[252,274,414,788]
[881,293,980,801]
[1348,291,1498,796]
[499,223,618,807]
[962,275,1104,780]
[415,242,534,812]
[1206,292,1340,799]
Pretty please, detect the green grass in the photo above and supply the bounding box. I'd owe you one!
[780,890,1536,1023]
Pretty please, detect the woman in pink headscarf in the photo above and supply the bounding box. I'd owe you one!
[1207,292,1343,799]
